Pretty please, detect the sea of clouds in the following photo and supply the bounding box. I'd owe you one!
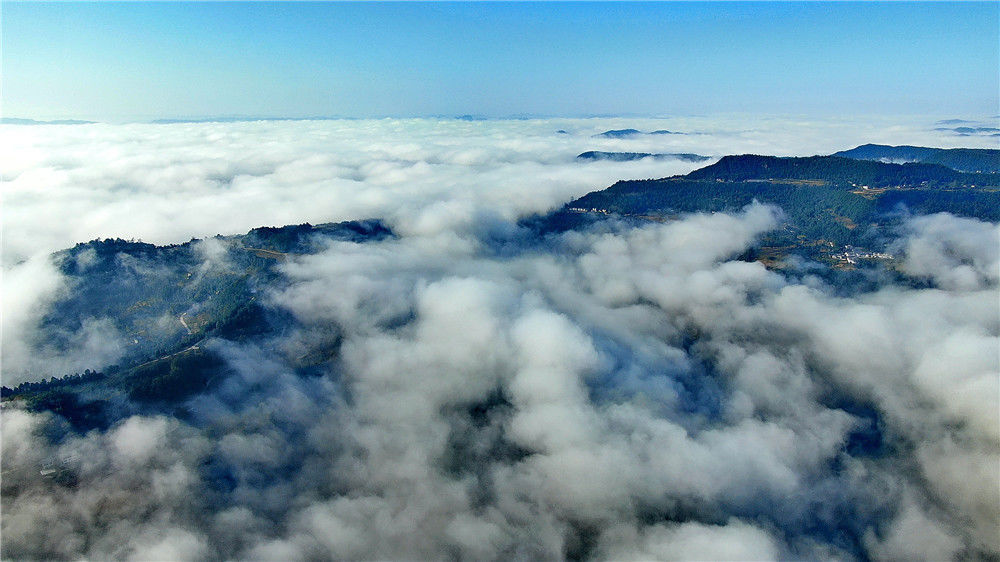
[1,116,998,560]
[5,115,995,262]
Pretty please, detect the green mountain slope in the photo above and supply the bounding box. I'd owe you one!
[548,153,1000,264]
[684,154,998,187]
[2,220,391,426]
[832,144,1000,173]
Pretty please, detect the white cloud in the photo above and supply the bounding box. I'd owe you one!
[2,115,984,263]
[1,117,997,560]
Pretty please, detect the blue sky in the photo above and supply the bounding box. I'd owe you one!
[3,2,998,121]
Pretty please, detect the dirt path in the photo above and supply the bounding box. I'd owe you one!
[244,247,287,261]
[179,313,193,335]
[132,342,203,370]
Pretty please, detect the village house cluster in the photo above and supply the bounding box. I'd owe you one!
[833,245,894,264]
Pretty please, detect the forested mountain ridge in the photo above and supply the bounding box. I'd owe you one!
[832,144,1000,173]
[543,150,1000,265]
[577,151,710,162]
[2,219,391,428]
[684,154,998,187]
[592,128,682,138]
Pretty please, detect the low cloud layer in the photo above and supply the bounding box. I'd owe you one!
[3,116,987,374]
[2,117,998,560]
[2,115,993,262]
[4,205,998,559]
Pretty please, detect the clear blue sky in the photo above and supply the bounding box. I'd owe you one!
[3,2,997,121]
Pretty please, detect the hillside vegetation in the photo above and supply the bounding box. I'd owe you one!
[832,144,1000,173]
[3,220,392,424]
[546,151,1000,261]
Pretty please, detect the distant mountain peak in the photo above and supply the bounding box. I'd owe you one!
[593,128,683,138]
[833,144,1000,173]
[577,151,709,162]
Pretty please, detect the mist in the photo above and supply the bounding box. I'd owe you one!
[2,117,998,560]
[3,115,992,263]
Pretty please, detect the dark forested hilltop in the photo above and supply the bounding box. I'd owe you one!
[577,151,710,162]
[684,154,998,188]
[593,128,682,138]
[832,144,1000,173]
[2,219,392,428]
